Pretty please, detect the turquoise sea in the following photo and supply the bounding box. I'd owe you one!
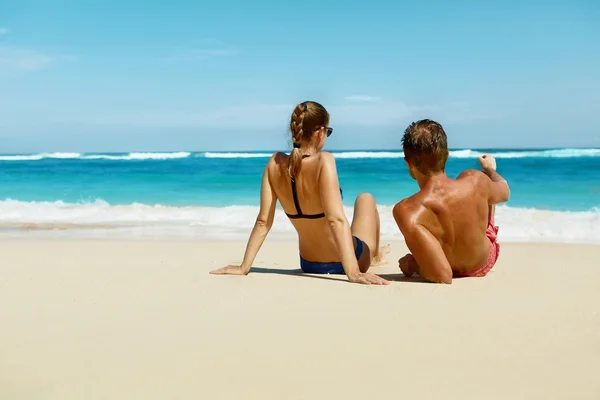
[1,148,599,242]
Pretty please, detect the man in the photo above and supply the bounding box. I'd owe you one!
[393,119,510,284]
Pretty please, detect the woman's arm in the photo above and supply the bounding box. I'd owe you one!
[210,157,278,275]
[318,153,388,285]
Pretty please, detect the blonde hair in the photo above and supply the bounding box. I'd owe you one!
[288,101,329,179]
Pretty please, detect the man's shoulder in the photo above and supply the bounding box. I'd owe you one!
[394,196,421,211]
[457,169,491,191]
[457,169,487,181]
[393,196,425,227]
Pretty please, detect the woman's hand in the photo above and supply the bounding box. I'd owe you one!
[347,272,389,285]
[209,265,248,275]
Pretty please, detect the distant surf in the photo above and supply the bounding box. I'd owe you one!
[0,152,191,161]
[1,148,599,161]
[1,147,598,241]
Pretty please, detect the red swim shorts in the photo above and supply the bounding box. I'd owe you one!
[456,214,500,277]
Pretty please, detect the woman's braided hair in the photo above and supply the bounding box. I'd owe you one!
[288,101,329,179]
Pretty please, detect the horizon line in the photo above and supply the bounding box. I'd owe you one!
[1,146,599,156]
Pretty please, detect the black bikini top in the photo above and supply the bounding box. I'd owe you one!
[285,155,343,220]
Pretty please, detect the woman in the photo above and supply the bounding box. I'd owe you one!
[210,101,389,285]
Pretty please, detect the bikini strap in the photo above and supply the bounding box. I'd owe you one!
[285,153,326,219]
[290,178,304,216]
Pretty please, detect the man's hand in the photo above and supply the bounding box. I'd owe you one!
[209,265,248,275]
[478,154,497,172]
[347,272,389,285]
[399,254,418,277]
[478,154,510,202]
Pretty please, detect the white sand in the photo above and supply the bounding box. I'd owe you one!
[1,240,599,399]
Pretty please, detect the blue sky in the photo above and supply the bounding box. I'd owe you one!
[0,0,599,152]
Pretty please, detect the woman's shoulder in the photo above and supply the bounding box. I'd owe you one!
[272,151,288,159]
[264,152,288,176]
[264,152,336,173]
[316,152,337,169]
[267,152,289,166]
[310,151,333,163]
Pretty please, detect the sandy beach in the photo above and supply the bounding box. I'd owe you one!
[1,239,599,399]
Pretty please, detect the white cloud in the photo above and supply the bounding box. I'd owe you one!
[0,46,54,71]
[196,49,237,57]
[344,95,381,102]
[23,100,496,131]
[0,45,78,72]
[50,103,294,129]
[51,102,430,129]
[164,48,238,62]
[0,27,9,35]
[331,102,436,126]
[192,49,237,60]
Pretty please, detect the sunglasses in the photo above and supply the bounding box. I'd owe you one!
[314,126,333,137]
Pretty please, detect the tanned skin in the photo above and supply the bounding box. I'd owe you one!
[211,126,389,285]
[393,155,510,284]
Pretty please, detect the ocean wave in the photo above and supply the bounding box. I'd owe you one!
[0,148,598,161]
[201,151,405,159]
[333,151,403,158]
[204,152,273,158]
[202,149,600,159]
[203,151,405,159]
[1,199,598,243]
[0,152,191,161]
[450,148,600,159]
[0,152,82,161]
[84,152,191,160]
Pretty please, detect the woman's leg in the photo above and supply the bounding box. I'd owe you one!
[350,193,389,272]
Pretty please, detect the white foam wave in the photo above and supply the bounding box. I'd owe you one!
[450,148,600,159]
[1,149,598,161]
[333,151,404,158]
[84,152,191,160]
[82,155,127,160]
[449,150,481,158]
[202,151,405,159]
[0,152,82,161]
[0,152,191,161]
[204,152,273,158]
[203,149,600,160]
[0,199,598,243]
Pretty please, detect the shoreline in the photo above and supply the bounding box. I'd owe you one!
[1,202,599,244]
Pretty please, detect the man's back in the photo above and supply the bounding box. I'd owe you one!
[394,119,510,283]
[397,170,493,275]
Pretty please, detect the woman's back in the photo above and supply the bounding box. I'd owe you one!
[268,152,342,262]
[211,100,388,285]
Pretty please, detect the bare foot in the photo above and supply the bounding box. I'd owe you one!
[370,244,391,267]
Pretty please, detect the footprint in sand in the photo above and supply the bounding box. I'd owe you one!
[371,244,391,267]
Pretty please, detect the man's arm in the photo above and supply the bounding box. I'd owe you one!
[478,155,510,204]
[393,201,453,284]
